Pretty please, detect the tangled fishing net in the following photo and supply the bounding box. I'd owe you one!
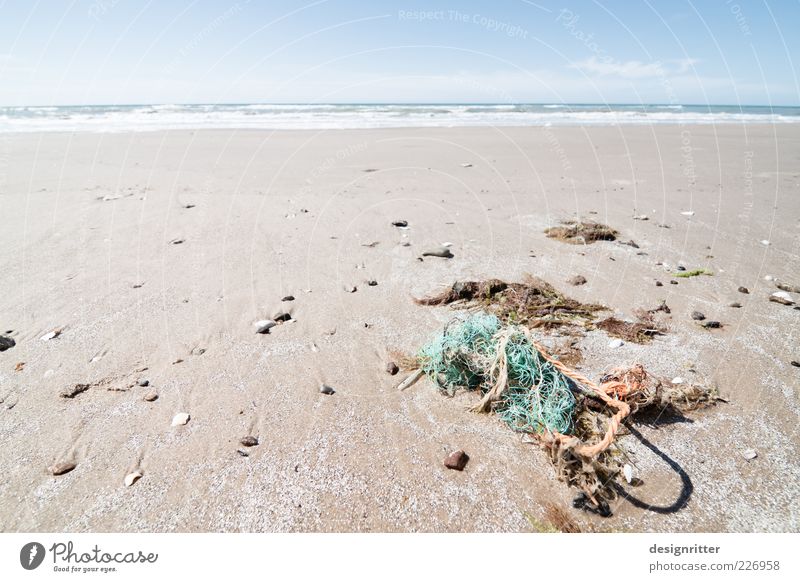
[411,310,719,516]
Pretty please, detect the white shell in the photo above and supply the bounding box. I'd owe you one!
[171,412,190,426]
[671,377,684,385]
[623,464,634,484]
[760,240,770,246]
[772,291,793,302]
[764,275,774,281]
[124,471,142,487]
[40,331,57,341]
[441,242,453,247]
[742,449,758,461]
[680,211,695,216]
[608,339,624,349]
[460,163,473,167]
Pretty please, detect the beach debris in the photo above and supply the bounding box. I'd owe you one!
[240,436,259,447]
[320,384,336,395]
[674,268,713,278]
[608,339,624,349]
[680,211,695,216]
[345,285,358,293]
[701,321,722,329]
[361,241,380,248]
[742,449,758,461]
[256,320,277,334]
[49,461,76,476]
[460,163,473,168]
[691,311,706,321]
[143,392,158,402]
[597,310,668,344]
[60,384,90,399]
[421,247,454,258]
[171,412,190,426]
[568,275,587,286]
[0,336,15,351]
[137,378,149,387]
[633,214,649,221]
[776,282,800,293]
[545,220,618,245]
[40,329,62,341]
[15,362,25,372]
[282,295,295,302]
[416,276,606,329]
[623,464,634,484]
[730,302,742,308]
[168,237,185,245]
[620,239,639,248]
[444,450,469,471]
[236,449,249,458]
[124,471,142,487]
[738,286,749,294]
[769,292,795,306]
[391,220,408,227]
[397,369,425,391]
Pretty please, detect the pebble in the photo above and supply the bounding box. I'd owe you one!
[386,362,399,375]
[791,361,800,368]
[623,464,634,484]
[742,449,758,461]
[460,163,473,167]
[240,436,259,447]
[60,384,90,399]
[273,312,292,322]
[671,377,684,385]
[670,280,678,285]
[568,275,587,286]
[0,336,15,351]
[608,339,624,349]
[760,240,770,246]
[345,285,358,293]
[391,220,408,227]
[49,461,76,476]
[421,248,454,259]
[320,384,336,395]
[702,321,722,329]
[633,214,649,221]
[680,211,695,216]
[729,302,742,308]
[367,280,378,286]
[655,281,663,287]
[282,295,295,302]
[764,275,775,281]
[777,282,800,293]
[171,412,190,426]
[124,471,142,487]
[143,392,158,402]
[256,320,277,334]
[691,311,706,321]
[137,379,150,387]
[444,450,469,471]
[738,286,749,294]
[770,291,795,306]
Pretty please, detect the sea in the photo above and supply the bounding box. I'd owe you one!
[1,103,798,132]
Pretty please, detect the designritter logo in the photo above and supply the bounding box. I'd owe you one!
[20,542,46,570]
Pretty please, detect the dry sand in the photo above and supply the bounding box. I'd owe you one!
[0,124,798,532]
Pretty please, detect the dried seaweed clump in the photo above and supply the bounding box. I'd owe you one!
[414,275,607,329]
[545,220,618,245]
[596,303,670,344]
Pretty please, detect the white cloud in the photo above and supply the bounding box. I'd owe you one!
[571,56,700,79]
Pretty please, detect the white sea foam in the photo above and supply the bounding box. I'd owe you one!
[0,103,796,133]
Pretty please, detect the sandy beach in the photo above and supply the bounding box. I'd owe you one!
[1,124,798,533]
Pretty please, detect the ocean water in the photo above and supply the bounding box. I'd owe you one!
[0,103,798,132]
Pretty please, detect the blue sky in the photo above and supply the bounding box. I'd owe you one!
[0,0,797,105]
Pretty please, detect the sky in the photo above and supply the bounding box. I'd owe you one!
[0,0,798,106]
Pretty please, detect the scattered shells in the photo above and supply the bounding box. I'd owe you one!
[171,412,190,426]
[40,329,62,341]
[124,471,142,487]
[460,163,473,168]
[742,449,758,461]
[345,285,357,293]
[760,240,770,246]
[777,282,800,293]
[633,214,649,221]
[49,461,76,476]
[444,450,469,471]
[367,280,378,286]
[169,237,185,245]
[273,312,292,323]
[764,275,775,281]
[320,384,336,395]
[770,291,795,306]
[240,436,259,447]
[608,339,624,349]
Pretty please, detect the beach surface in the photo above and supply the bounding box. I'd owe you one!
[1,124,798,532]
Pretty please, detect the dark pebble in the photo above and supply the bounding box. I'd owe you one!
[677,265,686,271]
[367,280,378,286]
[236,449,249,457]
[738,286,749,294]
[691,311,706,321]
[282,295,295,302]
[729,302,742,308]
[274,312,292,323]
[49,461,76,476]
[391,220,408,227]
[137,379,150,387]
[670,280,678,285]
[0,336,15,351]
[444,450,469,471]
[702,321,722,329]
[790,361,800,368]
[655,281,663,287]
[386,362,399,375]
[240,436,259,447]
[568,275,587,286]
[60,384,90,399]
[421,248,454,258]
[320,384,335,395]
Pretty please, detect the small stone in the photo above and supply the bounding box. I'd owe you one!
[680,211,695,216]
[764,275,775,281]
[677,265,686,271]
[169,237,185,245]
[236,449,249,457]
[0,336,15,351]
[729,302,742,308]
[702,321,722,329]
[240,436,259,447]
[60,384,90,399]
[282,295,295,302]
[691,311,706,321]
[608,339,624,349]
[320,384,335,395]
[460,163,473,167]
[760,240,770,246]
[256,320,277,334]
[171,412,190,426]
[742,449,758,461]
[568,275,587,286]
[386,362,399,376]
[137,379,149,387]
[421,248,454,258]
[738,286,749,294]
[444,450,469,471]
[655,281,663,287]
[776,282,800,293]
[49,461,76,476]
[367,280,378,286]
[143,392,158,402]
[345,285,357,293]
[770,291,795,306]
[670,280,678,285]
[671,377,684,385]
[273,312,292,322]
[633,214,649,221]
[391,220,408,227]
[124,471,142,487]
[790,361,800,368]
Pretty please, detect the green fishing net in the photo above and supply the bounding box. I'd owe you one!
[418,313,576,434]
